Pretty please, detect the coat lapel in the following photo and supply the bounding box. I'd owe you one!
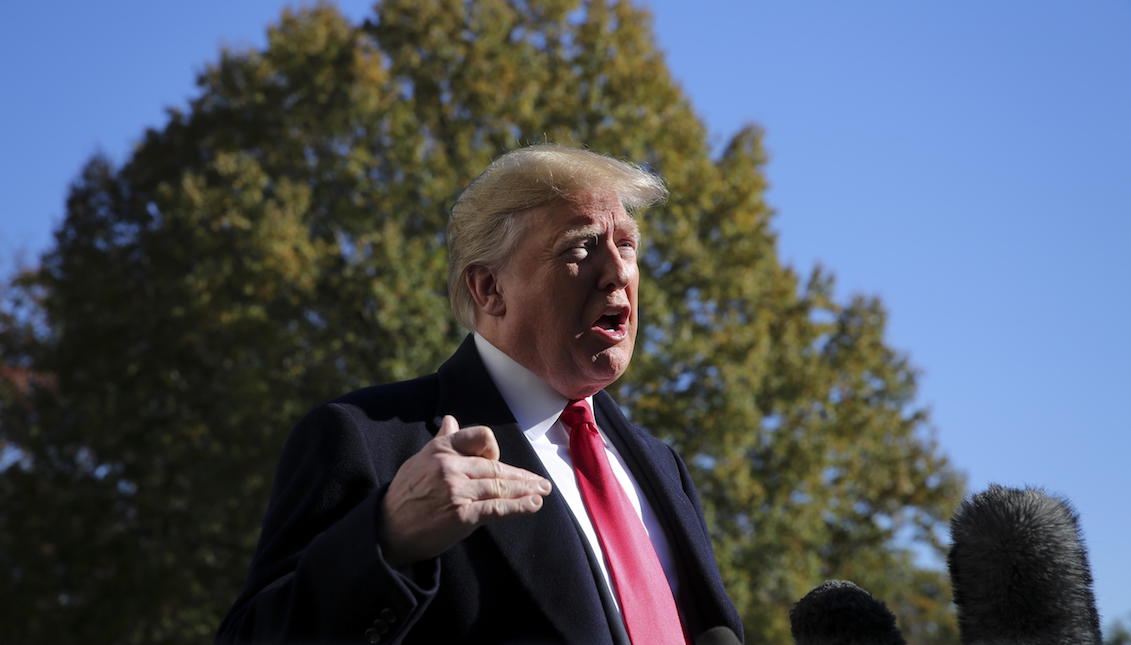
[434,337,614,644]
[593,391,701,525]
[592,390,723,637]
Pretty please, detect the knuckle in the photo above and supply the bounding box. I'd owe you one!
[436,454,459,473]
[441,473,462,496]
[455,504,476,525]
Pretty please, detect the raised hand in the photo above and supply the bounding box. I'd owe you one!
[379,415,553,566]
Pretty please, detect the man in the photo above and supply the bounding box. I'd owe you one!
[217,145,743,644]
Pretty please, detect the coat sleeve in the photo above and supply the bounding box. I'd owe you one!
[216,403,439,645]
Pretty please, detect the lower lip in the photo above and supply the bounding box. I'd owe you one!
[589,324,628,343]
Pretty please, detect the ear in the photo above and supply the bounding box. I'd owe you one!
[465,265,506,317]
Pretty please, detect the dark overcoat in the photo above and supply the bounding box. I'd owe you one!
[217,336,743,644]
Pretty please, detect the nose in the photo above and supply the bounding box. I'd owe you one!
[598,242,633,291]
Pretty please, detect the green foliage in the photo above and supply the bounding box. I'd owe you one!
[1107,614,1131,645]
[0,1,964,642]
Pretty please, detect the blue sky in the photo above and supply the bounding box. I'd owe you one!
[3,0,1129,629]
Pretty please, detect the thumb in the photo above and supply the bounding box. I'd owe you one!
[436,415,460,438]
[450,425,500,461]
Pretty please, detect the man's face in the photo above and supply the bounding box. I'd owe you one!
[491,191,640,399]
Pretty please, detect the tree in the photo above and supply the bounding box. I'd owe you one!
[1107,614,1131,645]
[0,1,964,642]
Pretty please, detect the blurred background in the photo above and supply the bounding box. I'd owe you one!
[2,1,1128,642]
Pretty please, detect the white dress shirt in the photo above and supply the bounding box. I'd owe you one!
[473,333,680,612]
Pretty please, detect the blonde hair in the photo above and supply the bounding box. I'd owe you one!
[447,144,667,330]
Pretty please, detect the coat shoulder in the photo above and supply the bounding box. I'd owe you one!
[324,372,441,427]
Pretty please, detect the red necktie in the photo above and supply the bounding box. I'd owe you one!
[561,399,687,645]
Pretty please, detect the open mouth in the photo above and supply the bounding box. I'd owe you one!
[590,306,630,339]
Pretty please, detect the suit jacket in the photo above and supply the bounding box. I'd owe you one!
[217,336,743,644]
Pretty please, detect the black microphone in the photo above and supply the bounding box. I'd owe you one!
[694,625,741,645]
[789,579,906,645]
[947,484,1102,644]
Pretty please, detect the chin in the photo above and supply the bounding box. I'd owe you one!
[586,347,633,386]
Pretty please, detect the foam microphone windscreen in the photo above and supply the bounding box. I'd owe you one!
[789,579,906,645]
[694,625,741,645]
[947,484,1102,644]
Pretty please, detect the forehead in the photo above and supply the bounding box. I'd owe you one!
[533,191,637,236]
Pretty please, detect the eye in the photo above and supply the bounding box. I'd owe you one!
[564,245,589,261]
[563,235,598,261]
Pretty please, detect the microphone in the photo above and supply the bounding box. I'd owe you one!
[694,625,741,645]
[789,579,906,645]
[947,484,1102,644]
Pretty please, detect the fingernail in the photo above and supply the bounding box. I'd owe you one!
[539,480,552,494]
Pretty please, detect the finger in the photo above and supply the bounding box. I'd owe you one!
[435,415,460,438]
[462,476,553,501]
[470,495,546,521]
[459,457,552,488]
[450,424,500,460]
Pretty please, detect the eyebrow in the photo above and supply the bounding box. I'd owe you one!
[561,218,640,243]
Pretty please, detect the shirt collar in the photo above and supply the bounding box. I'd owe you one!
[473,332,591,442]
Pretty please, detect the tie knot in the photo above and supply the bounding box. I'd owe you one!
[561,399,596,433]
